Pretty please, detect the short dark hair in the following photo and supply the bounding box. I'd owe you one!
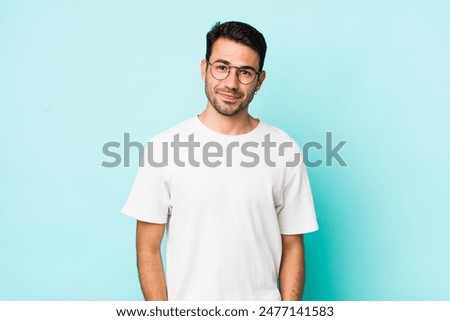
[206,21,267,71]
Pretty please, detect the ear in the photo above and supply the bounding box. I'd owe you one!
[255,70,266,92]
[201,59,208,81]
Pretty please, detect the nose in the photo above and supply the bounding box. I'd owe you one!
[222,67,240,89]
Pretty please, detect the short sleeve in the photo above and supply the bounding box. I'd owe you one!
[122,144,170,224]
[277,162,319,234]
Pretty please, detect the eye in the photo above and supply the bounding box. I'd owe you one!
[239,69,255,77]
[214,63,229,72]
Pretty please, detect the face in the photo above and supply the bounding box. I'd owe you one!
[201,38,266,117]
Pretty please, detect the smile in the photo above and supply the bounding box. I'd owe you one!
[218,92,240,101]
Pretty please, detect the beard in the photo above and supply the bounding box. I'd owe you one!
[204,83,255,117]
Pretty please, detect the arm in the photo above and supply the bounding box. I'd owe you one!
[136,220,167,300]
[279,234,305,301]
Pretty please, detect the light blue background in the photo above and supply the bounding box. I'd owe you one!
[1,0,449,300]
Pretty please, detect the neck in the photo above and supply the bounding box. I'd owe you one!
[197,105,259,135]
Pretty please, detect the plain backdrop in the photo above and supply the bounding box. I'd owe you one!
[1,0,449,300]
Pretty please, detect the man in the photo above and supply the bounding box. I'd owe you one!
[122,21,318,301]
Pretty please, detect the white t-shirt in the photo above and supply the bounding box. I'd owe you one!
[122,116,318,300]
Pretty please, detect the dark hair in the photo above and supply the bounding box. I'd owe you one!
[206,21,267,71]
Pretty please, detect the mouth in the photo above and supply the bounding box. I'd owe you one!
[217,91,241,102]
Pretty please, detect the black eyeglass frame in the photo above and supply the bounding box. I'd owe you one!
[206,60,263,85]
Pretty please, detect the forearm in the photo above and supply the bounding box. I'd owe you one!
[279,235,305,301]
[137,250,168,300]
[136,221,167,301]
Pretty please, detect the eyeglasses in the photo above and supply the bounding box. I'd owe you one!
[206,60,262,85]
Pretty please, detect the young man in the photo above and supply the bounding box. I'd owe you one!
[122,21,318,301]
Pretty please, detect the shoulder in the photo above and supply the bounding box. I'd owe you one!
[259,121,302,151]
[148,117,196,143]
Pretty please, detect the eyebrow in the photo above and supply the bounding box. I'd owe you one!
[212,59,258,71]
